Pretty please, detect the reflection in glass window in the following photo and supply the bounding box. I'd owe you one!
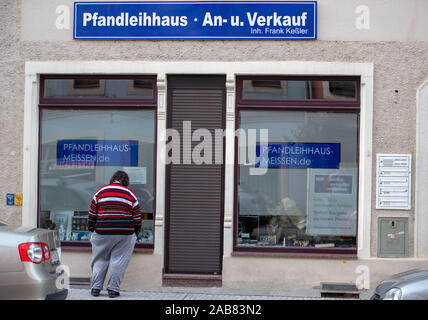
[44,78,155,99]
[237,111,358,249]
[39,109,155,244]
[242,80,357,100]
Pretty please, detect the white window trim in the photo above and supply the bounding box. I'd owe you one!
[24,61,373,259]
[415,80,428,258]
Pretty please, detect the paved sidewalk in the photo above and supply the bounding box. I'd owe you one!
[67,287,363,300]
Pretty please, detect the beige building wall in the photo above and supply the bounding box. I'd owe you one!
[1,0,428,295]
[61,250,163,288]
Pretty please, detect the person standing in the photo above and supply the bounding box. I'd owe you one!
[87,170,142,298]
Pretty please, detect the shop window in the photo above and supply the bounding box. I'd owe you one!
[39,109,155,246]
[241,78,357,102]
[38,76,156,248]
[42,77,156,101]
[236,76,360,254]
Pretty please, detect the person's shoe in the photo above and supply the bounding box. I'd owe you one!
[108,289,120,298]
[91,288,101,297]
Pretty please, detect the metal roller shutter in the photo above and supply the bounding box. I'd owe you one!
[165,76,225,276]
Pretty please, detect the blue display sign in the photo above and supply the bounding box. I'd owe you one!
[57,140,139,166]
[256,143,340,169]
[6,194,14,206]
[74,1,317,40]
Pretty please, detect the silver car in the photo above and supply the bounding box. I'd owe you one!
[0,221,68,300]
[371,269,428,300]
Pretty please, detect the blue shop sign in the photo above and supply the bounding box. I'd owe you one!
[57,140,139,166]
[74,1,317,40]
[256,143,340,169]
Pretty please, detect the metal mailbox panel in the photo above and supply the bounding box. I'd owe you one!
[376,154,411,210]
[378,217,408,258]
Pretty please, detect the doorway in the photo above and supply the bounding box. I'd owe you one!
[164,75,226,286]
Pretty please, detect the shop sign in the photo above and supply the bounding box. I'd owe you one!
[73,1,317,40]
[306,168,357,236]
[255,143,340,169]
[57,140,138,166]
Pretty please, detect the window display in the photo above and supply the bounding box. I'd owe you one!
[237,110,358,251]
[39,109,155,245]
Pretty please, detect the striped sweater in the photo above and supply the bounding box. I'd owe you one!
[88,183,142,235]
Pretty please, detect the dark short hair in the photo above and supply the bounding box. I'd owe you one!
[110,170,130,187]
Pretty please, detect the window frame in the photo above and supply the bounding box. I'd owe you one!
[40,74,158,107]
[38,75,157,249]
[237,75,360,111]
[233,75,360,255]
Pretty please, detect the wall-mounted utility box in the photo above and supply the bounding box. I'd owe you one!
[378,217,408,258]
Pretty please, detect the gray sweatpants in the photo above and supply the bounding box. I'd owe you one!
[90,232,137,292]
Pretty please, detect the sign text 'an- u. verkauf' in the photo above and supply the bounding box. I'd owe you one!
[74,1,317,40]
